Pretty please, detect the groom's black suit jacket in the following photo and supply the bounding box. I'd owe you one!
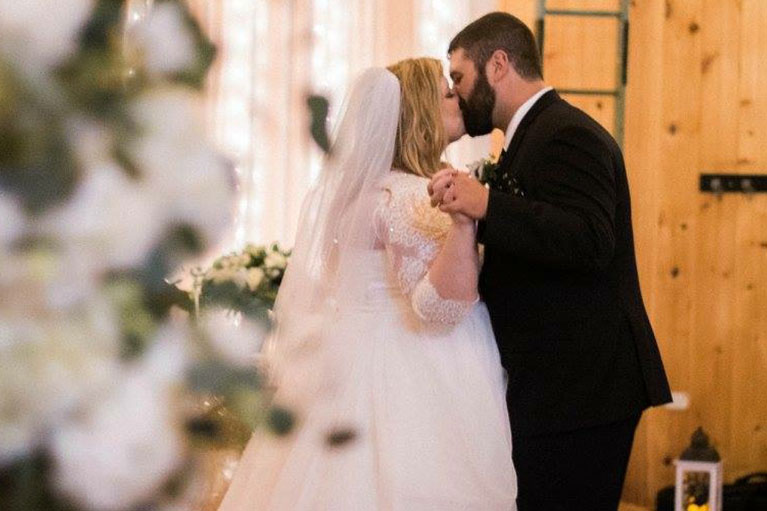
[478,90,671,437]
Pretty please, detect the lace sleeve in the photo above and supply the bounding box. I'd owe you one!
[375,174,475,325]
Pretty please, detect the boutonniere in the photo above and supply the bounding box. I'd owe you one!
[467,153,500,185]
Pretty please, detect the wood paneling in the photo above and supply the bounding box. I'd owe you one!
[560,93,616,133]
[543,14,620,90]
[497,0,538,30]
[501,0,767,507]
[547,0,620,10]
[623,0,767,506]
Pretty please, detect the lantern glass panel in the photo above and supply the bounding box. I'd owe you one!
[682,470,711,509]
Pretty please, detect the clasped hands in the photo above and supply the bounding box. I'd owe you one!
[427,167,490,224]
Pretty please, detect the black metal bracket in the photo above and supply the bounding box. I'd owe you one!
[700,174,767,195]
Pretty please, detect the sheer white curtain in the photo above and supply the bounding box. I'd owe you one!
[191,0,497,247]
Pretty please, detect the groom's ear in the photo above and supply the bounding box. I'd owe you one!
[486,49,510,84]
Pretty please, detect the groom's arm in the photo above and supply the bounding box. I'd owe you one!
[479,125,617,272]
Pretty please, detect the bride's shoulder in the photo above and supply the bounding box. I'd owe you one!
[380,169,427,188]
[376,169,450,238]
[378,169,428,199]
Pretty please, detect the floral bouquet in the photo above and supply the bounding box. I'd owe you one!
[192,243,291,320]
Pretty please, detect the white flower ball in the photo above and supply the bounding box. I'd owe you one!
[134,2,197,76]
[0,0,94,66]
[51,326,189,510]
[39,163,164,272]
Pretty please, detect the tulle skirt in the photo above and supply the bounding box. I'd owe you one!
[217,290,517,511]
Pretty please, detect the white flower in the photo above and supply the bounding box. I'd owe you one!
[39,163,164,272]
[0,194,25,250]
[245,244,263,254]
[208,267,234,285]
[466,159,483,178]
[246,267,264,291]
[203,309,268,366]
[51,325,189,511]
[130,89,235,249]
[133,2,197,76]
[231,268,248,290]
[0,0,93,66]
[130,88,204,143]
[264,251,287,271]
[0,300,121,466]
[238,253,252,267]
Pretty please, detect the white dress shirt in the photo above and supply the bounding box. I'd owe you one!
[503,86,554,151]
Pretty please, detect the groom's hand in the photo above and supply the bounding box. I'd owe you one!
[437,173,489,220]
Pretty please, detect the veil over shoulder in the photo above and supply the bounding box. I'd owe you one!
[264,67,401,364]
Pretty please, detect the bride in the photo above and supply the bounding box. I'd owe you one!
[217,59,517,510]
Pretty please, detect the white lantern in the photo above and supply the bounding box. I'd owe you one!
[674,428,723,511]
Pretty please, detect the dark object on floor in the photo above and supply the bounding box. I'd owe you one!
[656,472,767,511]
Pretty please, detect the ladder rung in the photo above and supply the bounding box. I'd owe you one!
[545,10,622,18]
[557,88,620,96]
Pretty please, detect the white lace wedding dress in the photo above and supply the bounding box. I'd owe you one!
[217,171,517,510]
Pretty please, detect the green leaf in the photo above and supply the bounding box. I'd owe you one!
[187,360,262,395]
[0,137,80,215]
[0,452,81,511]
[199,281,271,322]
[78,0,124,52]
[307,95,331,153]
[185,401,254,449]
[267,406,295,436]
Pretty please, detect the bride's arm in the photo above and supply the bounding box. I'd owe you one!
[376,183,478,325]
[425,217,479,302]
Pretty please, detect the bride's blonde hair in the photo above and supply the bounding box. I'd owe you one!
[386,58,447,178]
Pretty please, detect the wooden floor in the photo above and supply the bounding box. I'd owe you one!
[619,502,650,511]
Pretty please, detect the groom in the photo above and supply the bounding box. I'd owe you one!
[429,12,671,511]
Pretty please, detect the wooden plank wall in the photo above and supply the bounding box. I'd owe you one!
[500,0,767,507]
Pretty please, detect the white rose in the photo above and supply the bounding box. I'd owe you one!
[38,163,164,271]
[0,300,121,466]
[246,267,264,291]
[159,143,234,248]
[231,268,248,290]
[51,326,189,510]
[133,2,197,76]
[130,88,204,143]
[264,251,287,270]
[208,267,233,285]
[130,90,235,249]
[0,0,94,66]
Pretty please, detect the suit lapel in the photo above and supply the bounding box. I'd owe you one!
[490,90,560,196]
[504,89,560,168]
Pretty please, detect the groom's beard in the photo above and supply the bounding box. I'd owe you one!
[459,73,496,137]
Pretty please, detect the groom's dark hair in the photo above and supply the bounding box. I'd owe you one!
[448,12,542,81]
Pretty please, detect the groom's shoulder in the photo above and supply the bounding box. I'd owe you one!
[538,95,591,126]
[536,97,619,152]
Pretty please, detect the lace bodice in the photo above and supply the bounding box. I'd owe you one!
[374,171,475,325]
